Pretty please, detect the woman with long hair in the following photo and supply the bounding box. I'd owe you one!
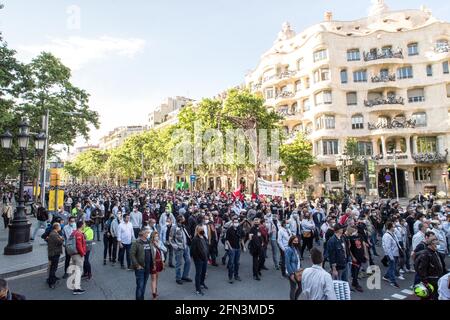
[149,231,166,300]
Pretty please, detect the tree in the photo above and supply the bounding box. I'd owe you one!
[343,138,364,179]
[280,133,315,184]
[0,4,100,178]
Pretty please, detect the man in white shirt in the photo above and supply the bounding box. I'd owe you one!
[117,214,135,270]
[412,222,428,251]
[301,247,337,300]
[438,272,450,300]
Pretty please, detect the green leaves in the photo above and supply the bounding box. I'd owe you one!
[280,133,315,183]
[0,20,99,177]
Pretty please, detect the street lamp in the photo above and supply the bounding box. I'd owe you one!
[1,119,46,255]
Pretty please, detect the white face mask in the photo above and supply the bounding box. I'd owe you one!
[233,223,239,228]
[204,219,209,224]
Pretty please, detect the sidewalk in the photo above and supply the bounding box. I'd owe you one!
[0,202,62,279]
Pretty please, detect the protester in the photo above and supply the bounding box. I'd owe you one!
[130,228,152,300]
[382,222,401,288]
[47,222,64,289]
[284,235,302,300]
[118,213,135,270]
[149,231,166,299]
[170,214,192,285]
[225,217,243,283]
[301,247,337,300]
[191,225,209,296]
[327,223,348,281]
[70,221,87,295]
[0,279,25,300]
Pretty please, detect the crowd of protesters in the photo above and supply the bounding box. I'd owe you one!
[1,183,449,300]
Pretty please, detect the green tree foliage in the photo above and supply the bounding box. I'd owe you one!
[280,133,315,183]
[0,4,99,178]
[343,138,364,178]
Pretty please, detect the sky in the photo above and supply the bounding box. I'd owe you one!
[1,0,450,149]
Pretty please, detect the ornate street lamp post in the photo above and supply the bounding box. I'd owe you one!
[1,118,46,255]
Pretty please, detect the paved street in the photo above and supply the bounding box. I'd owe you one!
[6,229,426,300]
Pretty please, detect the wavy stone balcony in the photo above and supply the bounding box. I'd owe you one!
[275,91,295,99]
[364,96,404,107]
[368,118,415,130]
[412,150,448,164]
[363,49,404,62]
[371,74,396,83]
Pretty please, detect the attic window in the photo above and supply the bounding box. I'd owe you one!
[383,19,388,23]
[405,16,411,20]
[347,33,353,36]
[397,28,403,32]
[336,26,342,30]
[355,26,360,30]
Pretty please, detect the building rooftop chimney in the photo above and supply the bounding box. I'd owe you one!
[324,11,333,22]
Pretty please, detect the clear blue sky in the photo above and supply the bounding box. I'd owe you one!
[1,0,450,146]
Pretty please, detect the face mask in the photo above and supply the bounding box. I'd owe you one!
[154,237,159,242]
[233,223,239,228]
[285,224,290,229]
[204,219,209,224]
[71,223,76,228]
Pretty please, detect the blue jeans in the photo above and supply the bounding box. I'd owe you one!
[227,248,241,278]
[119,243,131,268]
[175,247,191,281]
[93,223,101,241]
[270,239,279,267]
[135,269,150,300]
[370,232,378,255]
[194,260,207,291]
[31,220,47,239]
[384,256,398,284]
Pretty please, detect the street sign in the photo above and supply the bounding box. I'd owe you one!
[385,174,391,183]
[190,174,197,182]
[405,171,409,181]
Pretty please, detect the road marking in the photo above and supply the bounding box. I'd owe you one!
[5,262,64,281]
[383,298,390,300]
[391,294,407,300]
[401,289,414,295]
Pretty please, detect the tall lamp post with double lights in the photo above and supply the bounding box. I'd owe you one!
[1,118,46,255]
[335,154,353,196]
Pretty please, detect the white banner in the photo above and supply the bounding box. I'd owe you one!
[257,178,284,197]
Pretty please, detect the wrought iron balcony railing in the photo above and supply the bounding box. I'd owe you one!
[276,91,295,99]
[364,95,404,107]
[363,48,403,61]
[278,70,297,79]
[435,44,450,53]
[412,150,448,164]
[368,118,416,130]
[371,73,396,83]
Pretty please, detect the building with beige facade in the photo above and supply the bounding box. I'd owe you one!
[148,96,194,129]
[245,1,450,198]
[99,125,147,150]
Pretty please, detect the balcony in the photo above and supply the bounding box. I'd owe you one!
[288,128,312,140]
[276,91,295,99]
[371,73,396,83]
[252,83,262,91]
[262,74,277,83]
[278,70,298,79]
[435,44,450,53]
[412,150,448,164]
[364,95,404,107]
[363,48,403,62]
[368,118,416,130]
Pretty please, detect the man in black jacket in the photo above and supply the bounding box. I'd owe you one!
[327,223,348,281]
[191,226,209,296]
[249,218,264,281]
[0,279,25,300]
[415,237,445,300]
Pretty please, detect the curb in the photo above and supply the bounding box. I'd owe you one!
[0,255,65,279]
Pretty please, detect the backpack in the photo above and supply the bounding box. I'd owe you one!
[37,208,47,221]
[66,233,79,256]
